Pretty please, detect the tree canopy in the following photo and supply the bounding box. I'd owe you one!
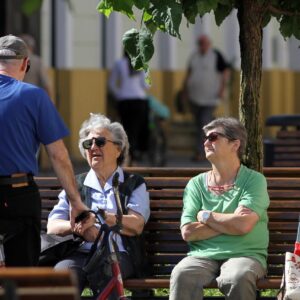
[20,0,300,171]
[96,0,300,71]
[97,0,300,171]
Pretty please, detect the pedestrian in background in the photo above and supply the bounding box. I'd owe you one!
[0,35,87,266]
[183,35,229,162]
[19,33,52,97]
[108,51,150,165]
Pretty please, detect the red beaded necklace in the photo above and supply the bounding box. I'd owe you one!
[207,171,235,194]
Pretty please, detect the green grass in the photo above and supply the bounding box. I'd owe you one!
[82,287,279,298]
[153,288,279,297]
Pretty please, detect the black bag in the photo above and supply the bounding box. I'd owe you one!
[174,89,186,114]
[82,223,115,293]
[39,233,83,266]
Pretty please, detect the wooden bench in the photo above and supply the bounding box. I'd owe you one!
[0,267,80,300]
[264,115,300,167]
[36,167,300,300]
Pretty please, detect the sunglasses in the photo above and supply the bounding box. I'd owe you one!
[82,137,118,149]
[203,132,232,142]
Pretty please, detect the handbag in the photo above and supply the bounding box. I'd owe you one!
[39,233,83,266]
[278,220,300,300]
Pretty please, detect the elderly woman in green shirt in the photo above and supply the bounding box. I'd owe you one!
[170,117,269,300]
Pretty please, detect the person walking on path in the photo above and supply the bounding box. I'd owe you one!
[0,34,87,266]
[19,33,52,97]
[183,35,229,162]
[108,51,150,165]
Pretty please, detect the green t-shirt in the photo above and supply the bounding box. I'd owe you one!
[181,164,269,269]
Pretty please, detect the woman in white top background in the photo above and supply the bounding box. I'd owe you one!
[108,51,149,165]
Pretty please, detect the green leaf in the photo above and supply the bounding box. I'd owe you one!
[262,13,271,28]
[122,28,154,71]
[134,0,150,10]
[214,3,233,26]
[279,15,295,38]
[97,0,135,20]
[144,19,158,35]
[291,16,300,40]
[147,0,182,38]
[21,0,43,16]
[143,11,153,22]
[97,1,113,17]
[218,0,235,5]
[183,0,199,24]
[197,0,218,17]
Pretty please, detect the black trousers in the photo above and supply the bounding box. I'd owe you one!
[55,251,134,300]
[0,181,41,266]
[118,99,149,160]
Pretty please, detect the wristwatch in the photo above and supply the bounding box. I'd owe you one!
[201,210,211,224]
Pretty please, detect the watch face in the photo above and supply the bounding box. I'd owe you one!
[203,211,210,222]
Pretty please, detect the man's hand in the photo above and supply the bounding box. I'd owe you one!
[69,202,90,229]
[72,212,96,238]
[218,88,225,100]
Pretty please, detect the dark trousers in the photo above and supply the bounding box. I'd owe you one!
[55,251,134,300]
[118,99,149,160]
[0,182,41,266]
[189,102,216,156]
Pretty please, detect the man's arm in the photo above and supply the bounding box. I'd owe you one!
[181,221,221,242]
[198,206,259,236]
[218,69,230,100]
[45,139,88,226]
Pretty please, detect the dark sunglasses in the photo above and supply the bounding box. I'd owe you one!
[203,132,231,143]
[25,60,30,73]
[82,137,118,149]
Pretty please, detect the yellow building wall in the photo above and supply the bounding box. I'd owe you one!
[261,70,298,137]
[40,69,107,169]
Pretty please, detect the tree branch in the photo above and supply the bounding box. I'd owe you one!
[268,5,300,16]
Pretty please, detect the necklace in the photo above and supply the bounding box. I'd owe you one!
[207,171,235,194]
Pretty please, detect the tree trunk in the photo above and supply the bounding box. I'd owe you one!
[237,0,267,173]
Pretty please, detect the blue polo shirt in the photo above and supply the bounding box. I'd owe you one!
[0,74,69,175]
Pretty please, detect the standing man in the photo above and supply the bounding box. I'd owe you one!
[0,35,87,266]
[183,35,229,162]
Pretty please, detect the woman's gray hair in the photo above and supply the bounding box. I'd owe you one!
[203,117,247,160]
[78,113,129,165]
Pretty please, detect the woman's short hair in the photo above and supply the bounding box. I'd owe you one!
[78,113,129,165]
[203,117,247,160]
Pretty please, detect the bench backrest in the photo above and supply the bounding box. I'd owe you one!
[36,167,300,279]
[0,267,80,300]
